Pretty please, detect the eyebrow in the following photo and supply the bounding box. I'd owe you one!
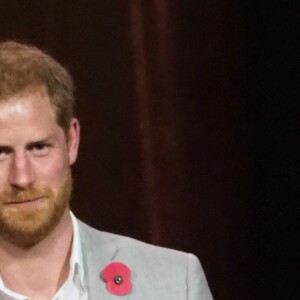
[0,145,11,152]
[0,135,56,148]
[27,137,54,144]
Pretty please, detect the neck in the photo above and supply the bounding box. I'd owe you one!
[0,209,73,300]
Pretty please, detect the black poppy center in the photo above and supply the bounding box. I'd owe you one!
[114,275,123,284]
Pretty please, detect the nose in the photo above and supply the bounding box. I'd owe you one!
[9,152,36,189]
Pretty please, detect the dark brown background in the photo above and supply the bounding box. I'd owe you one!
[0,1,298,299]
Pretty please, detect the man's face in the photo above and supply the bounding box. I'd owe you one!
[0,88,80,247]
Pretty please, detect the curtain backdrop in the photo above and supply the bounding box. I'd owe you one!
[0,1,297,299]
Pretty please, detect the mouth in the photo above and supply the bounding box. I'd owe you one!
[6,197,44,206]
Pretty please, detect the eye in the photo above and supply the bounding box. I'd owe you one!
[29,143,51,156]
[0,147,11,161]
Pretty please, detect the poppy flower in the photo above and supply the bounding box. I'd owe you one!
[102,261,132,296]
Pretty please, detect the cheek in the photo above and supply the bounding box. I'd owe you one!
[34,155,70,187]
[0,162,12,192]
[0,172,6,193]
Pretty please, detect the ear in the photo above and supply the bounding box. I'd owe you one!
[68,118,80,165]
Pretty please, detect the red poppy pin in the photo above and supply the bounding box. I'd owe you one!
[102,262,132,296]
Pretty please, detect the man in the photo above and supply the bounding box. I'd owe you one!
[0,41,213,300]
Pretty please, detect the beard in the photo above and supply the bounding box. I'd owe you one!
[0,171,72,248]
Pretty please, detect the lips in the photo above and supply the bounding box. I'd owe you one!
[5,197,43,205]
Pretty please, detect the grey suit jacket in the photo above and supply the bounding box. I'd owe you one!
[78,220,213,300]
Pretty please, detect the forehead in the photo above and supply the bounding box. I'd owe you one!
[0,88,59,137]
[0,86,54,115]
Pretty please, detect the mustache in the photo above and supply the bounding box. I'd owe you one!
[0,187,54,204]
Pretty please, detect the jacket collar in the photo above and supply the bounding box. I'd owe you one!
[78,220,131,300]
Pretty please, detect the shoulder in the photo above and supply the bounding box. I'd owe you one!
[78,218,193,265]
[77,219,213,300]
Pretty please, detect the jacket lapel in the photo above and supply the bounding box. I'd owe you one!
[78,220,130,300]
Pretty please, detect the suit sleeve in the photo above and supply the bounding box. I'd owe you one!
[187,254,213,300]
